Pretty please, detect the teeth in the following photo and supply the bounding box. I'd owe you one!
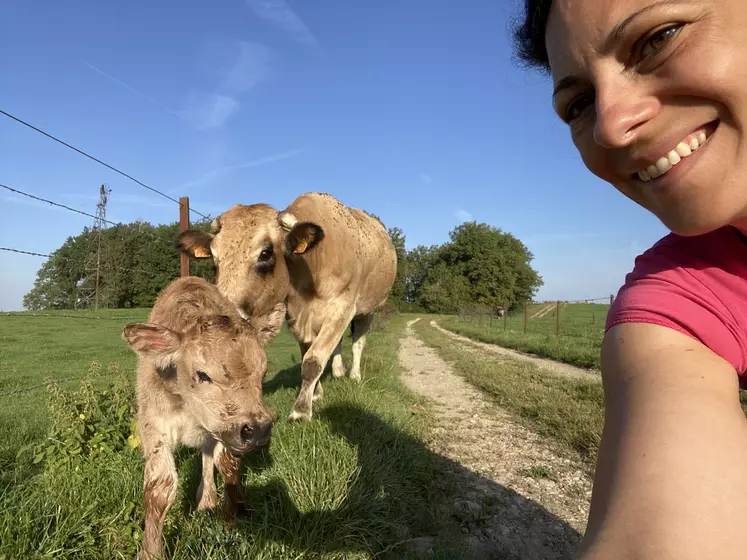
[675,142,692,157]
[637,130,710,182]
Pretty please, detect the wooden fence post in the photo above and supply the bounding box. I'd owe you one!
[523,302,528,334]
[179,196,190,277]
[503,302,508,331]
[556,300,561,336]
[610,293,614,306]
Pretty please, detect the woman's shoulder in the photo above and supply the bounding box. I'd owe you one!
[606,227,747,375]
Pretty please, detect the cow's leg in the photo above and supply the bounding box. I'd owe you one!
[349,314,374,381]
[214,441,243,523]
[140,443,177,560]
[331,337,345,378]
[300,340,324,401]
[196,439,217,511]
[289,307,356,421]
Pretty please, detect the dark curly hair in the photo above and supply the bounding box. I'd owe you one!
[512,0,553,73]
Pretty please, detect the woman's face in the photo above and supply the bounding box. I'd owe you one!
[546,0,747,235]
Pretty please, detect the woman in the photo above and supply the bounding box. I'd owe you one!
[513,1,747,558]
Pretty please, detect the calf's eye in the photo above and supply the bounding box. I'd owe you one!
[196,370,212,383]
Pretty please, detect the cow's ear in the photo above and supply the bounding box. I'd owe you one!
[252,303,286,345]
[176,230,214,259]
[285,222,324,255]
[122,323,182,364]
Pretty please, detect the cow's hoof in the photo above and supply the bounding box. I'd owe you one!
[331,366,346,378]
[196,494,217,512]
[288,409,312,422]
[349,372,361,382]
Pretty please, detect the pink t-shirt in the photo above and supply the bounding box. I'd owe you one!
[605,226,747,383]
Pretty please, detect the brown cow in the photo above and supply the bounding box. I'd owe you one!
[122,276,281,559]
[177,192,397,421]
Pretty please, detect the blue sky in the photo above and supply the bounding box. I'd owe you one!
[0,0,669,311]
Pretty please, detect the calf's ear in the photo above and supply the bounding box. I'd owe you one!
[122,323,182,363]
[176,230,214,259]
[252,303,287,345]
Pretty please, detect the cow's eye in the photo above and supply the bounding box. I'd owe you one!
[258,247,273,262]
[196,370,212,383]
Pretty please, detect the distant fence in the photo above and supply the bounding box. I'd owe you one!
[455,296,615,338]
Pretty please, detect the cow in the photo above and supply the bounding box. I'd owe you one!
[176,192,398,422]
[121,276,281,560]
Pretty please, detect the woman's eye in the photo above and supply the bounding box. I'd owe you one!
[640,24,683,59]
[196,370,212,383]
[565,94,594,123]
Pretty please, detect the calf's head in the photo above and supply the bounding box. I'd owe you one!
[176,203,323,335]
[123,315,273,452]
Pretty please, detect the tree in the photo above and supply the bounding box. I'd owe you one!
[440,221,543,312]
[386,226,407,308]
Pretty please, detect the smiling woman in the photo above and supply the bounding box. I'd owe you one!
[513,1,747,559]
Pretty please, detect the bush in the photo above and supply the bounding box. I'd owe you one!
[17,361,138,470]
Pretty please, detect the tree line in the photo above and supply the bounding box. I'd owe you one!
[23,218,543,314]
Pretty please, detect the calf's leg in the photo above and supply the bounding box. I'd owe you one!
[196,440,217,511]
[139,443,177,560]
[214,441,243,523]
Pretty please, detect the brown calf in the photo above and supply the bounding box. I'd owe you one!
[122,276,282,559]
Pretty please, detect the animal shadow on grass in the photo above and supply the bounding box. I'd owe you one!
[195,404,583,560]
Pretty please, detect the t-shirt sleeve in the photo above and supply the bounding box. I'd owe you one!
[605,247,747,375]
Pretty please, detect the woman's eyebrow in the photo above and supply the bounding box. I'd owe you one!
[601,0,687,54]
[552,76,582,104]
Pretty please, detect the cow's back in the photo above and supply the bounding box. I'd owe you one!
[284,192,397,312]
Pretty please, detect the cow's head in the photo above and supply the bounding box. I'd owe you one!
[176,203,323,338]
[123,314,273,453]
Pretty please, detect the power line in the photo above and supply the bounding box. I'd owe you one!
[0,247,50,258]
[0,108,209,219]
[0,183,121,227]
[0,246,173,279]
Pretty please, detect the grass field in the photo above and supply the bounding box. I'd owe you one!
[0,310,462,559]
[440,303,609,369]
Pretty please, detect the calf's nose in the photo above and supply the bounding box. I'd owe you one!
[240,420,272,447]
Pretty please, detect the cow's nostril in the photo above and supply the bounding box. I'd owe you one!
[240,424,254,443]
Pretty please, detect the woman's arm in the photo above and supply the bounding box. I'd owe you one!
[579,322,747,559]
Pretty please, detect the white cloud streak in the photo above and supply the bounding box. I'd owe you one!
[455,209,473,222]
[245,0,319,47]
[81,60,185,121]
[174,148,304,193]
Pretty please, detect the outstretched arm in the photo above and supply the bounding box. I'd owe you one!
[579,322,747,559]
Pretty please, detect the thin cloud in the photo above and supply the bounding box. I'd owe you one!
[419,174,433,184]
[181,92,240,130]
[174,148,304,193]
[183,40,271,129]
[245,0,319,47]
[81,60,185,121]
[455,209,473,222]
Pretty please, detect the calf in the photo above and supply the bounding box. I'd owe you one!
[122,276,281,560]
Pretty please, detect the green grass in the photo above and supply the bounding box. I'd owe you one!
[414,318,604,469]
[440,303,609,369]
[0,310,456,559]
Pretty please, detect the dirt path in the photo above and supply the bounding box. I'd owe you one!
[431,320,600,381]
[399,319,591,559]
